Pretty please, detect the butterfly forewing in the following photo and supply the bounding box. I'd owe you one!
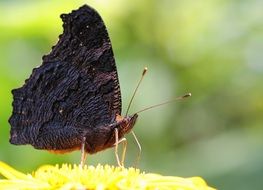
[9,5,122,152]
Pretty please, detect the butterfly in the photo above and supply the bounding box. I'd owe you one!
[9,5,139,167]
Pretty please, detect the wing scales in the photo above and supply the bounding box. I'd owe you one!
[9,5,122,152]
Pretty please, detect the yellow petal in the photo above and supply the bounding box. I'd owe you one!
[0,161,29,180]
[0,162,216,190]
[0,179,50,190]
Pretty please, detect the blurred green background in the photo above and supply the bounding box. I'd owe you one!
[1,0,263,189]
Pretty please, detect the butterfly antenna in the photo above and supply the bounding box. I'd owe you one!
[134,93,192,114]
[125,67,147,167]
[125,67,148,116]
[131,93,191,167]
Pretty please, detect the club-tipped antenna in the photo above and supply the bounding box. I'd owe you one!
[125,67,148,116]
[134,93,191,114]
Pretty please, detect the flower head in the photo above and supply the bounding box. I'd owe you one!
[0,161,215,190]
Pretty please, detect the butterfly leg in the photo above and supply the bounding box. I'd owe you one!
[80,136,87,168]
[119,137,127,167]
[131,130,141,168]
[114,128,127,167]
[114,128,121,167]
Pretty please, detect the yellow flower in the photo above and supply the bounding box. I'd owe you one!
[0,161,215,190]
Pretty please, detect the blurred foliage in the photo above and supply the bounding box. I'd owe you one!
[1,0,263,189]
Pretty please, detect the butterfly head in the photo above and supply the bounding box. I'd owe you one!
[116,114,138,135]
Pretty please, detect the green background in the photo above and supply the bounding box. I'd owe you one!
[1,0,263,189]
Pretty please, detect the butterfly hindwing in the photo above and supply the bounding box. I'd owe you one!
[9,5,122,153]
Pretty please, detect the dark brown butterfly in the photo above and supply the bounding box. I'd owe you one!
[9,5,138,166]
[9,5,191,167]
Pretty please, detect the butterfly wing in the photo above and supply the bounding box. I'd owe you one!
[9,5,121,153]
